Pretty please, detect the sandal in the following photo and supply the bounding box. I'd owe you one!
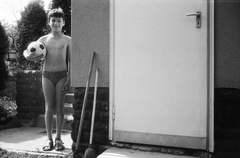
[55,138,65,151]
[42,138,54,151]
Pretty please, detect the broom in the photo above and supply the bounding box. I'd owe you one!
[75,52,95,153]
[83,69,99,158]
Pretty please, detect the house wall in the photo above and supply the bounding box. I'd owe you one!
[70,0,240,155]
[71,0,240,89]
[215,0,240,88]
[71,0,109,88]
[214,0,240,131]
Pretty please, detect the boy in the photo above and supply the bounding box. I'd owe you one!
[26,8,71,151]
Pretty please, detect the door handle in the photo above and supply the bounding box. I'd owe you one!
[186,11,201,28]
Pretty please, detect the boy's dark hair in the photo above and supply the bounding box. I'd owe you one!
[47,8,65,22]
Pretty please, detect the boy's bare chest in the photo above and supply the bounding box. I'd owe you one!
[46,41,67,51]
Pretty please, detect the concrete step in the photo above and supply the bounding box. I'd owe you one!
[64,103,74,114]
[65,93,74,104]
[98,148,197,158]
[0,127,72,157]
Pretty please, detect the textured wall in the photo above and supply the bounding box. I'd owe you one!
[71,0,109,87]
[16,71,45,121]
[215,1,240,88]
[72,88,109,157]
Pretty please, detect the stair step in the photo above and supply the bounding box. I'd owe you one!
[36,114,73,130]
[97,147,197,158]
[65,93,74,104]
[64,103,74,114]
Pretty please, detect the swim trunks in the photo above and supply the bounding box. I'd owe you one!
[42,70,67,85]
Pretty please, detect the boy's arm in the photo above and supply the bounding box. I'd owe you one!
[67,37,72,74]
[63,36,72,94]
[37,36,46,43]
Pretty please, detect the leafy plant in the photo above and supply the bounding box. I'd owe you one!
[0,96,17,125]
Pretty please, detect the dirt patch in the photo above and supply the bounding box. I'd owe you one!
[0,148,73,158]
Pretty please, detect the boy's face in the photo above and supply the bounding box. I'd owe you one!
[48,17,65,32]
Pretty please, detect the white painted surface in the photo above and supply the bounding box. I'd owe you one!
[98,148,196,158]
[112,0,208,145]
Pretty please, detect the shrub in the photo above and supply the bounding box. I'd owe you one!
[16,0,47,70]
[0,96,17,126]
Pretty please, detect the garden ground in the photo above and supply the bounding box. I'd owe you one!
[1,122,240,158]
[0,127,73,158]
[0,127,203,158]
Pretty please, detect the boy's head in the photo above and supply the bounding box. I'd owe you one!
[47,8,65,22]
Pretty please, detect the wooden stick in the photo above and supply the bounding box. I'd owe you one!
[82,69,99,158]
[75,52,95,151]
[90,69,99,144]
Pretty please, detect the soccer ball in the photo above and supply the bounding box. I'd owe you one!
[24,41,46,60]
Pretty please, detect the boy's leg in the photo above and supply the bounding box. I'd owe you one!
[42,78,55,140]
[55,77,66,139]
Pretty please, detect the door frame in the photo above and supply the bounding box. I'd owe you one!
[109,0,214,152]
[207,0,214,153]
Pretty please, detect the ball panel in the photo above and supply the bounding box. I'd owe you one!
[30,47,36,52]
[39,44,45,50]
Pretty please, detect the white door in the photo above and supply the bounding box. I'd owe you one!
[110,0,213,151]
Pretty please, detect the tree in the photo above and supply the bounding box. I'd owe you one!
[49,0,71,36]
[16,0,47,70]
[0,23,9,90]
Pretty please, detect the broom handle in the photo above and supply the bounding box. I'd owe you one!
[90,69,99,144]
[76,52,95,150]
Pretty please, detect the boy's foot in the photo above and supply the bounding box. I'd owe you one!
[55,138,65,151]
[43,138,54,151]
